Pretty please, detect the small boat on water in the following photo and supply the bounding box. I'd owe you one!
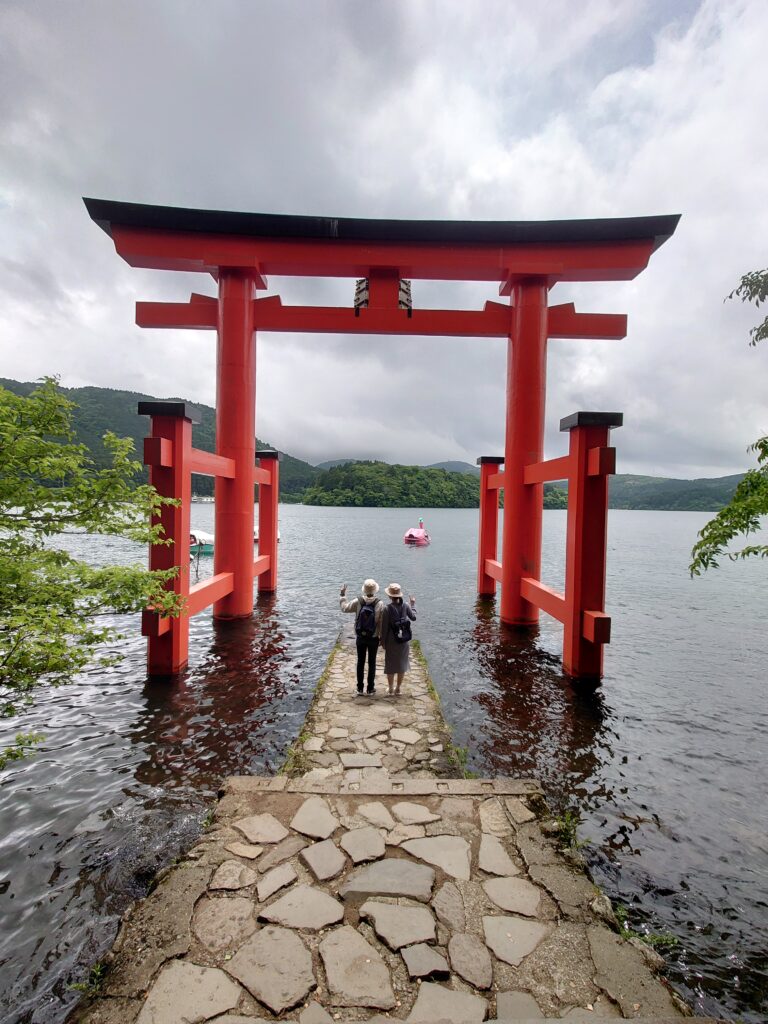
[190,528,280,556]
[190,529,215,555]
[403,527,430,546]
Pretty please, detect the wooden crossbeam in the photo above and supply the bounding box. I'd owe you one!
[523,455,572,485]
[520,577,567,623]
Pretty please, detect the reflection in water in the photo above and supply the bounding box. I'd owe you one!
[134,597,292,790]
[465,597,614,817]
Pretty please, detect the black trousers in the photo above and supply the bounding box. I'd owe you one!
[356,637,379,691]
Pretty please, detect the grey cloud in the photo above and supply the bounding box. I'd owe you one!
[1,0,766,479]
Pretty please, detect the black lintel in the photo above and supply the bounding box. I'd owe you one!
[137,401,202,424]
[477,456,504,465]
[257,449,282,460]
[559,411,623,432]
[83,197,680,253]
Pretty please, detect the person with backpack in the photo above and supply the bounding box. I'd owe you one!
[380,582,417,697]
[339,579,385,695]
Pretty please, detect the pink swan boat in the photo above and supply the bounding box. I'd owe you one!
[403,527,430,546]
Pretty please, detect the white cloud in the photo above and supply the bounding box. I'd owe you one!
[0,0,766,477]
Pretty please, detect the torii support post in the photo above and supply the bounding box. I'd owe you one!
[501,278,548,625]
[477,410,621,681]
[214,271,258,619]
[477,457,504,595]
[139,402,196,675]
[561,412,622,679]
[256,450,280,592]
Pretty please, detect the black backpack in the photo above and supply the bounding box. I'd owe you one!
[390,602,412,644]
[355,599,378,639]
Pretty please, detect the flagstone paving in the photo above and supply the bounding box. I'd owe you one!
[72,636,715,1024]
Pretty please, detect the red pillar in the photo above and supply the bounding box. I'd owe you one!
[214,271,257,619]
[257,450,280,593]
[562,411,622,678]
[139,401,195,675]
[477,457,503,595]
[500,278,548,625]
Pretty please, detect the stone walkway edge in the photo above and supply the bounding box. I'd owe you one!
[69,634,720,1024]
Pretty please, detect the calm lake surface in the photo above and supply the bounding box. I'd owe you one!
[0,505,766,1023]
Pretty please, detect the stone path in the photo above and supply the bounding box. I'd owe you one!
[72,637,717,1024]
[285,635,455,784]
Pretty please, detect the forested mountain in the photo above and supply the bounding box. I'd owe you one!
[1,379,744,510]
[425,461,480,475]
[301,461,485,507]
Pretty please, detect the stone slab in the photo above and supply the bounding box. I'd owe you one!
[339,753,383,768]
[391,801,441,824]
[479,797,513,837]
[257,862,297,902]
[319,925,396,1009]
[135,960,241,1024]
[360,899,436,949]
[259,884,344,930]
[226,925,315,1013]
[432,880,466,932]
[496,989,544,1018]
[483,876,542,917]
[408,981,487,1023]
[290,796,339,839]
[385,823,426,846]
[192,896,257,952]
[402,835,471,880]
[233,812,289,844]
[449,931,493,990]
[300,838,347,881]
[299,1001,335,1024]
[478,834,520,876]
[401,942,450,980]
[340,826,386,863]
[390,727,422,744]
[340,858,435,902]
[587,924,681,1018]
[505,795,536,824]
[358,801,396,829]
[209,859,258,891]
[224,841,263,860]
[258,835,307,873]
[483,915,551,966]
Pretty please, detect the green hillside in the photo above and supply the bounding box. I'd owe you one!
[426,460,480,475]
[608,473,743,510]
[300,461,567,509]
[1,379,744,510]
[0,378,319,497]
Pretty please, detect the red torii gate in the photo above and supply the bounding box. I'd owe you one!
[85,199,678,680]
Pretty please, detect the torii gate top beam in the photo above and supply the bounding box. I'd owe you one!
[83,198,679,287]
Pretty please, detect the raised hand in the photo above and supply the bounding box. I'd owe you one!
[340,583,347,596]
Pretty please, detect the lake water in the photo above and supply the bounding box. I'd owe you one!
[0,505,766,1023]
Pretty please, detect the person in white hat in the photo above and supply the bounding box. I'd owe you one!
[380,582,417,696]
[339,579,385,695]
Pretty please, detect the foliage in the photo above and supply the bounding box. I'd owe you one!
[614,904,679,950]
[727,268,768,346]
[0,732,44,770]
[0,379,182,743]
[691,269,768,575]
[67,960,107,997]
[553,808,585,850]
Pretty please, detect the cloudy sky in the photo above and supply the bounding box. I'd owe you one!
[1,0,766,477]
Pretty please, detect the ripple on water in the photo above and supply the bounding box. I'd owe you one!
[0,505,767,1023]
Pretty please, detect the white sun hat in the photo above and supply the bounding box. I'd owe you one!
[362,579,380,597]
